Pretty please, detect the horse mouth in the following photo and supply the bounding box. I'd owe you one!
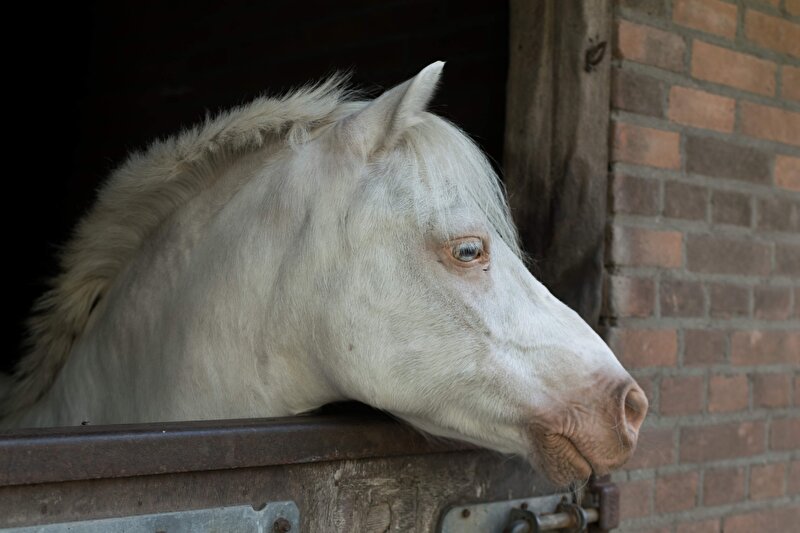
[535,434,594,486]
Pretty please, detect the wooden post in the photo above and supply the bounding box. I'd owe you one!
[504,0,612,326]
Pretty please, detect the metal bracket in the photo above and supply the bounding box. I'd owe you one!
[587,475,620,532]
[2,501,299,533]
[439,492,608,533]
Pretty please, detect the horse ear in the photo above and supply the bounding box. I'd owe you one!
[342,61,444,155]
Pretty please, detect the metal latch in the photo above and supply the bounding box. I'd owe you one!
[2,501,299,533]
[440,476,620,532]
[502,502,597,532]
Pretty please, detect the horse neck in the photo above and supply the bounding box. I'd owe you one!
[166,147,357,416]
[75,147,347,424]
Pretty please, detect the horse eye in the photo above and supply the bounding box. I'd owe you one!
[452,240,483,262]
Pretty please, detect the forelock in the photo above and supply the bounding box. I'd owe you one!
[399,115,521,257]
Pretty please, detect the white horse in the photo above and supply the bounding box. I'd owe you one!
[0,62,646,486]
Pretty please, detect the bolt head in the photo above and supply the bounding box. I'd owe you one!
[273,517,292,532]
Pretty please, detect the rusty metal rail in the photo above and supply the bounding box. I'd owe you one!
[0,406,472,487]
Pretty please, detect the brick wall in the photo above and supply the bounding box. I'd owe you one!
[606,0,799,530]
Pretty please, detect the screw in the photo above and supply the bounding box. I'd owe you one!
[273,517,292,532]
[461,509,471,518]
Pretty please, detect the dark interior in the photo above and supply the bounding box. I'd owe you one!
[4,1,509,373]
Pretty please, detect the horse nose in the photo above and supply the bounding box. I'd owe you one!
[621,380,648,441]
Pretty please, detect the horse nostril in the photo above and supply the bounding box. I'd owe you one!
[623,384,648,436]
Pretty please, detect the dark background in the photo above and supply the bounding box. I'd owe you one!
[4,1,509,373]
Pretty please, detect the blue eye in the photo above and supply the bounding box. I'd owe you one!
[452,240,484,262]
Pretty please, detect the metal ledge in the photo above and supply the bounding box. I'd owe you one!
[0,406,472,487]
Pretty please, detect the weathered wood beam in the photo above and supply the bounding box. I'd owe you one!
[504,0,612,326]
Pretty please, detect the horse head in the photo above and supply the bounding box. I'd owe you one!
[270,62,647,486]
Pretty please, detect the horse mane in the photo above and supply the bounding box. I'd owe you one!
[1,75,354,417]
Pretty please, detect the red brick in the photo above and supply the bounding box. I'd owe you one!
[740,102,800,147]
[757,196,800,233]
[759,196,800,233]
[624,427,676,469]
[619,478,652,519]
[770,417,800,451]
[789,0,800,16]
[673,0,736,38]
[684,329,727,366]
[615,19,686,72]
[795,374,800,405]
[703,466,745,506]
[775,155,800,192]
[711,190,751,227]
[661,375,705,415]
[609,328,678,369]
[766,203,800,237]
[776,243,800,276]
[708,374,748,413]
[744,10,800,58]
[789,461,800,495]
[731,330,800,366]
[784,65,800,102]
[668,85,735,132]
[750,462,786,500]
[691,40,776,96]
[663,181,707,220]
[676,519,720,533]
[611,68,665,117]
[685,135,771,184]
[660,279,704,317]
[611,226,683,268]
[796,290,800,320]
[610,173,660,216]
[724,506,800,533]
[686,235,770,276]
[753,372,792,408]
[606,275,655,318]
[753,286,792,320]
[612,122,681,169]
[708,283,749,318]
[655,471,698,513]
[680,421,765,462]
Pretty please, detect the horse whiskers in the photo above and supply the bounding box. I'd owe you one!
[569,478,588,505]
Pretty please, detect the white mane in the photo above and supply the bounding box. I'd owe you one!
[2,74,519,419]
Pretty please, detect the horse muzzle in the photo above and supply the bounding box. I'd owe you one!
[527,378,648,486]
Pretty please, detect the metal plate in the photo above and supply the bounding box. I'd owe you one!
[2,501,298,533]
[440,494,570,533]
